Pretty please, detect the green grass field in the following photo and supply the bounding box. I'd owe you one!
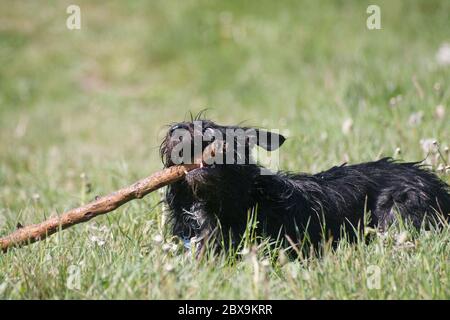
[0,0,449,299]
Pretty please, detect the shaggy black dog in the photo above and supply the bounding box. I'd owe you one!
[160,119,450,252]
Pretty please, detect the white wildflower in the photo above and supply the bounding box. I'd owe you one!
[408,111,423,126]
[420,138,438,154]
[342,118,353,135]
[164,263,174,273]
[435,104,445,119]
[89,235,106,246]
[153,234,164,244]
[436,43,450,66]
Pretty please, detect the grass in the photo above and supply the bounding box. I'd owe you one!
[0,0,449,299]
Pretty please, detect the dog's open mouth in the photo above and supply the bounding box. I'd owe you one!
[183,140,226,168]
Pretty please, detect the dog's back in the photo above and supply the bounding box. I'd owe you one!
[255,158,450,246]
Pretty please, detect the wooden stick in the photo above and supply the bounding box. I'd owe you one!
[0,142,221,252]
[0,164,196,252]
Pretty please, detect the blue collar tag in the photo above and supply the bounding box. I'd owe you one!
[183,238,191,249]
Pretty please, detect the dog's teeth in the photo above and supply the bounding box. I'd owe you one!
[183,170,189,175]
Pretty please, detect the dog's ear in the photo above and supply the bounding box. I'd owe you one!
[251,129,286,151]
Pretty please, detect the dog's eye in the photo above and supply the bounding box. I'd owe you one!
[203,127,216,136]
[170,124,186,135]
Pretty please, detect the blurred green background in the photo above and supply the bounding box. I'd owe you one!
[0,0,449,299]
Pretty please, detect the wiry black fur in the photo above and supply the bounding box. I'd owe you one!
[160,119,450,251]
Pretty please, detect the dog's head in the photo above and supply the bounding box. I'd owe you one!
[160,119,285,184]
[160,118,285,247]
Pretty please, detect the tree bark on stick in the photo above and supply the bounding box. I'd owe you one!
[0,164,198,252]
[0,142,221,253]
[0,142,223,252]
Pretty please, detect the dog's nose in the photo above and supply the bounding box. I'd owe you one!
[169,123,189,135]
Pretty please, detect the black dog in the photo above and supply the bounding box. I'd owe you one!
[160,119,450,252]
